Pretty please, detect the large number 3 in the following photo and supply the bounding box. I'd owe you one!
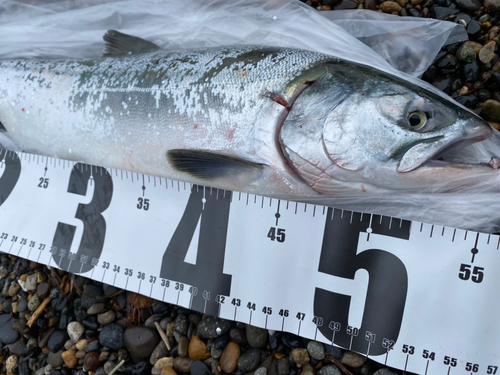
[52,163,113,273]
[315,209,410,355]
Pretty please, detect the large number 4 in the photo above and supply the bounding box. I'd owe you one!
[314,209,410,355]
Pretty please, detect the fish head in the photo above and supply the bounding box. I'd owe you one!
[280,63,495,194]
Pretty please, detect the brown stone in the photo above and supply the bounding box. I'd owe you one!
[483,99,500,122]
[292,348,310,366]
[378,1,402,12]
[161,367,178,375]
[84,352,101,372]
[8,282,20,297]
[220,341,241,373]
[173,356,193,373]
[62,349,78,369]
[365,0,377,9]
[188,335,210,361]
[340,351,367,368]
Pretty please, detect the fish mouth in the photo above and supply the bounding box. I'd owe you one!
[397,123,494,173]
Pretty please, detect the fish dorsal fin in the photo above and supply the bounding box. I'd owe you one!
[103,30,161,56]
[167,149,264,185]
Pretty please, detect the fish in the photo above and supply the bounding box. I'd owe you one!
[0,30,497,205]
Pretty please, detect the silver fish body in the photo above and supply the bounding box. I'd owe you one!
[0,36,496,205]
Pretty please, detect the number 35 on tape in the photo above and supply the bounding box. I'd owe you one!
[0,150,499,375]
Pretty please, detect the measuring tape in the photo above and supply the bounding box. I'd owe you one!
[0,149,498,375]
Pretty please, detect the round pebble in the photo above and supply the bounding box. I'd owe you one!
[97,310,115,325]
[188,335,210,361]
[220,341,241,373]
[124,326,160,363]
[197,316,232,339]
[306,341,325,361]
[246,325,268,348]
[238,349,262,372]
[341,351,367,368]
[99,323,124,350]
[67,321,85,343]
[318,365,341,375]
[292,348,310,366]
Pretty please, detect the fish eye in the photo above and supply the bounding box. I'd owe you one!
[408,111,427,130]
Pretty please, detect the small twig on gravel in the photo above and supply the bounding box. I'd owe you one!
[108,359,125,375]
[325,356,353,375]
[27,296,52,327]
[154,321,171,350]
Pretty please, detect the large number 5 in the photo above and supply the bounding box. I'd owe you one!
[314,209,410,355]
[52,164,113,273]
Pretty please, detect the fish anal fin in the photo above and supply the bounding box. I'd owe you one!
[167,149,265,185]
[103,30,161,56]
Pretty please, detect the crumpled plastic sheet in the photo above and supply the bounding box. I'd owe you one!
[0,0,499,232]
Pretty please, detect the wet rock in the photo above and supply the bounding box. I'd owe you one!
[28,294,41,311]
[480,42,497,64]
[48,350,64,368]
[277,358,290,375]
[67,321,85,343]
[457,43,477,63]
[467,20,482,39]
[161,367,177,375]
[229,327,247,346]
[220,341,241,373]
[37,282,49,299]
[98,310,115,326]
[190,360,211,375]
[174,314,188,335]
[456,94,479,107]
[124,326,160,363]
[455,0,481,11]
[99,323,124,350]
[0,314,20,344]
[85,339,101,352]
[341,351,367,368]
[317,365,341,375]
[379,1,402,12]
[132,361,151,375]
[324,344,343,359]
[84,352,101,372]
[153,357,174,375]
[483,99,500,121]
[238,349,262,372]
[8,282,20,296]
[197,317,232,339]
[213,333,231,350]
[292,348,310,366]
[437,54,457,70]
[150,341,169,365]
[188,335,210,361]
[365,0,377,9]
[431,5,459,18]
[173,356,193,373]
[306,341,325,361]
[282,333,301,349]
[6,355,19,374]
[81,285,104,310]
[246,325,268,348]
[48,330,69,353]
[25,274,37,291]
[178,336,188,357]
[463,61,480,83]
[485,0,500,12]
[62,349,78,369]
[87,303,106,315]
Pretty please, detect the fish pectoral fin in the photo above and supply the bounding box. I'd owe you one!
[103,30,161,56]
[167,149,264,184]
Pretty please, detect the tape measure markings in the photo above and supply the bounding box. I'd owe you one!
[0,150,499,374]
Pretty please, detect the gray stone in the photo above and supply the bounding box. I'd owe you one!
[124,326,160,363]
[485,0,500,12]
[373,369,399,375]
[80,284,104,310]
[237,349,262,372]
[455,0,481,10]
[307,341,325,360]
[197,316,232,339]
[67,321,85,343]
[174,314,188,335]
[246,325,268,348]
[0,314,20,345]
[87,303,106,315]
[456,43,476,63]
[48,350,64,368]
[7,338,26,355]
[99,323,124,350]
[277,358,290,375]
[47,330,69,352]
[178,336,188,357]
[324,344,343,360]
[255,368,268,375]
[149,340,169,365]
[28,294,41,311]
[25,274,37,291]
[97,310,116,326]
[318,365,341,375]
[104,361,115,375]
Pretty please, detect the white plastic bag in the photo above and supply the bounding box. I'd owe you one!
[0,0,499,232]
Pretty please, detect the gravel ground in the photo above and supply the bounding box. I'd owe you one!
[0,1,497,375]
